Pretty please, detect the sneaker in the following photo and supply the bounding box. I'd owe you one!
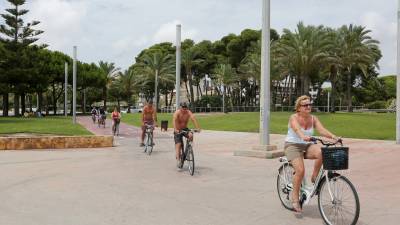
[176,160,181,168]
[140,143,145,147]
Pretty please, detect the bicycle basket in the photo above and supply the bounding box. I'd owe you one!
[321,147,349,170]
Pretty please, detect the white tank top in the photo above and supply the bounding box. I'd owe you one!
[285,115,314,144]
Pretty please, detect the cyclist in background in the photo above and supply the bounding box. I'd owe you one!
[112,107,121,134]
[91,106,97,123]
[140,101,157,147]
[284,95,339,213]
[99,106,106,124]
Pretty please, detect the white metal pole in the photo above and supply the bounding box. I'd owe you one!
[65,62,68,117]
[397,0,400,144]
[260,0,271,145]
[222,84,225,113]
[327,91,330,113]
[176,24,181,110]
[36,93,39,110]
[73,46,77,124]
[155,69,159,111]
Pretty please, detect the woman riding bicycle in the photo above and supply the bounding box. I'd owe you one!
[284,95,339,213]
[112,107,121,130]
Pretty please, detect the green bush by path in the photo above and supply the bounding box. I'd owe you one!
[0,117,92,136]
[121,112,395,140]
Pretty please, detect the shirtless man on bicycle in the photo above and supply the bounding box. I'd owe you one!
[173,102,201,167]
[140,101,157,147]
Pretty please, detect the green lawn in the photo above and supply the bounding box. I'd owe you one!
[121,112,396,140]
[0,117,92,136]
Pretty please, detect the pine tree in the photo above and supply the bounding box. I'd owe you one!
[0,0,44,116]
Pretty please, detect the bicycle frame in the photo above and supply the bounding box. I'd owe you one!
[145,125,154,136]
[177,129,195,160]
[279,157,339,203]
[180,134,192,158]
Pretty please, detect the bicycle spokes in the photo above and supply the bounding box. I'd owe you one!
[318,176,360,225]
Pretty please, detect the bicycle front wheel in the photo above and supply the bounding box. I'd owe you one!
[277,163,295,211]
[186,145,195,176]
[147,133,153,155]
[144,133,149,153]
[318,175,360,225]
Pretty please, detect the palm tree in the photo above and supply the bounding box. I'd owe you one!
[116,70,136,112]
[213,63,238,112]
[333,25,380,112]
[182,47,204,108]
[273,22,331,96]
[137,50,175,110]
[98,61,120,110]
[240,40,281,106]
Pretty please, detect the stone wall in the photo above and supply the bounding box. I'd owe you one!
[0,136,113,150]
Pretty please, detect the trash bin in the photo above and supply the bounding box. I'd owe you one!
[161,120,168,131]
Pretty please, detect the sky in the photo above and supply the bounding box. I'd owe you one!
[0,0,397,75]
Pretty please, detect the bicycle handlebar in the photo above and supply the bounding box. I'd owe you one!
[177,129,200,135]
[145,124,154,129]
[310,136,343,146]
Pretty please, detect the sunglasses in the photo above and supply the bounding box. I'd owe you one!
[301,103,312,107]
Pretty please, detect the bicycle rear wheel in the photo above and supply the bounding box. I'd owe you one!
[186,145,195,176]
[277,163,295,211]
[318,175,360,225]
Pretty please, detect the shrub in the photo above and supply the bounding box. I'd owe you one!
[365,101,387,109]
[195,96,222,108]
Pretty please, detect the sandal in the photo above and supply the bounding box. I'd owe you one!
[292,201,302,213]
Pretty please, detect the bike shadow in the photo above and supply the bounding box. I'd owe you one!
[299,205,366,225]
[193,166,213,176]
[295,205,322,219]
[176,166,213,176]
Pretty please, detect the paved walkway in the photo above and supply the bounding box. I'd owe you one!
[77,116,142,138]
[0,116,398,225]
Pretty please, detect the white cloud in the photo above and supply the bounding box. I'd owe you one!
[1,0,397,74]
[152,20,198,44]
[26,0,87,49]
[360,11,397,75]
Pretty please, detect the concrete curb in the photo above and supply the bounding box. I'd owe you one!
[233,149,284,159]
[0,135,114,150]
